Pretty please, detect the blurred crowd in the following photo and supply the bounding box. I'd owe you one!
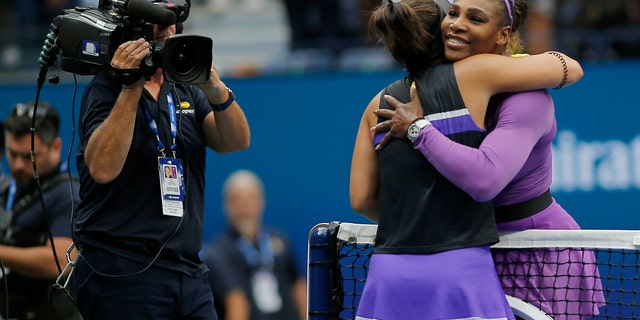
[0,0,638,76]
[528,0,640,60]
[0,0,80,72]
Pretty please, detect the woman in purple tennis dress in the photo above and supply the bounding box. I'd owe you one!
[350,0,585,318]
[373,0,606,318]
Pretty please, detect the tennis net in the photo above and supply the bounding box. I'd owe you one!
[307,221,640,320]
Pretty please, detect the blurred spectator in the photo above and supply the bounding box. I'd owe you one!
[281,0,360,51]
[0,101,79,319]
[0,1,16,70]
[553,0,640,60]
[274,0,381,72]
[1,0,79,70]
[519,0,640,61]
[208,0,268,14]
[203,169,306,320]
[524,0,556,53]
[613,0,640,59]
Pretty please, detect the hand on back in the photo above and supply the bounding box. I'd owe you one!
[371,82,424,150]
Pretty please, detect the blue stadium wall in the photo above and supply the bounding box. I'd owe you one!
[1,60,639,271]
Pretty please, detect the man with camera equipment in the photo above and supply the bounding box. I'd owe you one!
[71,3,251,319]
[0,101,79,320]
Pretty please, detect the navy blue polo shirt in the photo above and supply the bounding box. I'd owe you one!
[203,228,303,320]
[74,71,213,276]
[0,165,79,318]
[9,165,78,241]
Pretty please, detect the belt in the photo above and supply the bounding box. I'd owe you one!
[494,189,552,223]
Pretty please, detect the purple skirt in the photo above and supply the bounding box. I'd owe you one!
[494,201,606,319]
[356,246,515,320]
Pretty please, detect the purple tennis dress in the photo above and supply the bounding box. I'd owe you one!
[356,248,513,320]
[414,90,606,319]
[494,202,605,319]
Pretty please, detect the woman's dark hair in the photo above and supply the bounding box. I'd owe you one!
[369,0,445,76]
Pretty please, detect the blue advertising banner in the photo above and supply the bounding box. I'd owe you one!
[1,60,639,269]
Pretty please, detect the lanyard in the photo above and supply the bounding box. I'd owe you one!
[5,179,15,211]
[142,93,178,158]
[236,229,275,270]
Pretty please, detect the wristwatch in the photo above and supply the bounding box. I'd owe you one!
[407,118,431,142]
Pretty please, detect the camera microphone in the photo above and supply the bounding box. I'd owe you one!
[127,0,177,26]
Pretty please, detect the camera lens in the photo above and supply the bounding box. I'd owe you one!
[170,43,198,75]
[160,35,213,84]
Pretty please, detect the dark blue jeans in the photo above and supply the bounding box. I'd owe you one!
[73,248,218,320]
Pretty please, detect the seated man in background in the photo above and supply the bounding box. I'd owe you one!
[203,169,306,320]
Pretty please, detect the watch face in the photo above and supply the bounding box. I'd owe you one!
[408,119,429,141]
[408,124,420,140]
[409,125,419,136]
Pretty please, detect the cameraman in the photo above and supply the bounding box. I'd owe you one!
[0,101,79,320]
[72,20,250,320]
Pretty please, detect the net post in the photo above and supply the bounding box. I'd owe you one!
[308,223,332,320]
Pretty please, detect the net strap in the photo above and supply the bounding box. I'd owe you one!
[335,222,640,250]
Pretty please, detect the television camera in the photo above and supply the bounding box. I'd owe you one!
[39,0,213,84]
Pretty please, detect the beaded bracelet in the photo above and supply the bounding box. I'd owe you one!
[547,51,568,90]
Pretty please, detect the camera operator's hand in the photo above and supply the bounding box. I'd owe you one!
[111,38,150,86]
[197,64,230,105]
[112,38,150,69]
